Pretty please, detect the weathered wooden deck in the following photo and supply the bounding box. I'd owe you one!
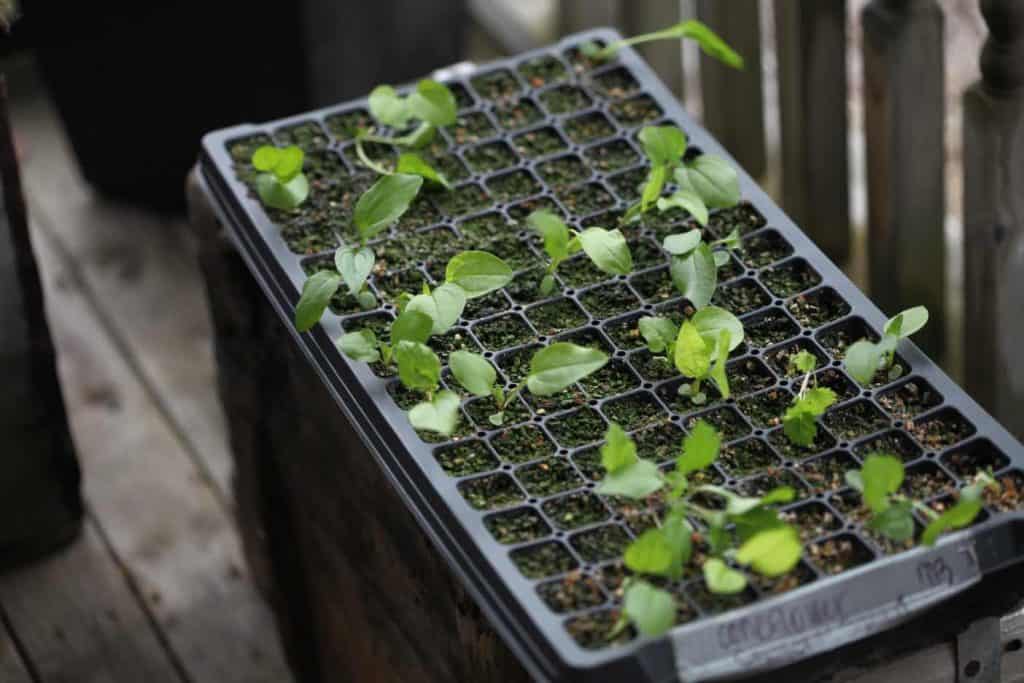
[0,58,294,682]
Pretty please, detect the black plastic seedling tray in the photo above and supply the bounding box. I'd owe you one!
[198,29,1024,682]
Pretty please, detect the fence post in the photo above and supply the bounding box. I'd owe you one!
[862,0,946,361]
[622,0,684,98]
[697,0,766,178]
[775,0,851,264]
[962,0,1024,440]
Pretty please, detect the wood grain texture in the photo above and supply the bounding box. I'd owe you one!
[622,0,684,97]
[775,0,851,264]
[862,0,946,360]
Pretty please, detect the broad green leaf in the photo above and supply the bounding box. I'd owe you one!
[661,229,703,257]
[800,387,838,415]
[758,487,795,505]
[638,125,687,165]
[674,321,711,379]
[735,526,802,577]
[732,507,785,542]
[639,316,678,354]
[641,164,668,211]
[578,227,633,275]
[790,350,818,374]
[273,146,305,182]
[368,85,411,128]
[337,329,380,363]
[408,390,461,436]
[657,190,709,227]
[335,246,376,296]
[406,284,467,335]
[408,79,458,127]
[676,155,740,209]
[868,501,915,542]
[396,152,450,188]
[845,339,884,385]
[527,342,608,396]
[597,459,663,499]
[662,512,693,580]
[625,528,673,575]
[782,410,816,447]
[396,121,437,149]
[696,485,764,516]
[703,558,747,594]
[845,470,865,492]
[921,499,983,546]
[528,210,571,262]
[255,172,310,211]
[601,422,638,473]
[445,251,514,298]
[670,243,717,309]
[679,19,744,68]
[691,305,745,351]
[395,341,441,393]
[449,351,496,397]
[391,309,434,345]
[885,306,929,339]
[861,454,905,514]
[622,581,676,638]
[708,329,731,399]
[251,146,281,171]
[294,271,341,332]
[677,419,721,475]
[355,174,423,241]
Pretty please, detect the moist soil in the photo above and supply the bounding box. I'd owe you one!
[763,339,829,378]
[797,452,858,494]
[824,401,889,441]
[518,55,569,87]
[547,408,606,448]
[739,231,794,268]
[566,609,633,650]
[459,473,525,510]
[557,183,616,216]
[744,309,801,348]
[453,112,498,145]
[585,140,641,172]
[769,426,837,460]
[464,141,518,173]
[878,379,943,420]
[465,393,531,428]
[686,408,750,442]
[609,95,663,127]
[432,183,493,216]
[274,120,330,150]
[571,524,631,563]
[538,156,591,189]
[787,288,851,328]
[471,69,522,104]
[593,67,641,99]
[901,464,957,499]
[527,298,588,336]
[564,113,616,144]
[761,259,822,298]
[513,127,568,158]
[608,167,647,202]
[579,283,640,319]
[491,424,555,463]
[737,388,792,429]
[712,279,772,316]
[324,109,372,140]
[434,440,500,477]
[487,171,541,202]
[537,573,607,613]
[579,361,641,399]
[719,438,780,476]
[517,457,583,497]
[542,491,610,530]
[708,203,767,237]
[630,349,679,383]
[853,430,922,462]
[781,503,842,541]
[511,541,578,579]
[473,314,536,351]
[540,85,593,115]
[910,410,975,450]
[602,393,666,431]
[808,535,873,575]
[496,99,544,130]
[603,315,645,350]
[485,507,550,544]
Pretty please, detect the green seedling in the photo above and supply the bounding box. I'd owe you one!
[580,19,744,69]
[844,306,928,385]
[621,124,741,228]
[845,453,999,545]
[638,306,744,404]
[663,226,740,309]
[782,350,838,447]
[251,145,310,210]
[598,420,802,637]
[526,210,634,295]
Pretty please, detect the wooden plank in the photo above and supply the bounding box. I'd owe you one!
[622,0,684,97]
[774,0,850,264]
[862,0,946,361]
[962,0,1024,441]
[0,521,184,683]
[697,0,766,178]
[0,613,34,683]
[559,0,620,34]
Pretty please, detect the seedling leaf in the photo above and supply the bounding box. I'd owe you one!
[638,125,687,166]
[601,422,638,473]
[639,316,679,354]
[670,243,717,309]
[578,227,633,275]
[368,85,411,128]
[445,251,514,298]
[657,190,709,227]
[677,419,721,475]
[408,79,457,127]
[691,305,744,351]
[527,343,608,396]
[703,558,746,594]
[735,526,802,577]
[391,309,434,345]
[337,329,380,363]
[354,173,424,241]
[861,454,904,514]
[676,155,740,209]
[622,581,676,637]
[396,152,450,188]
[528,210,571,263]
[885,306,929,339]
[408,390,460,436]
[662,229,703,257]
[625,528,673,575]
[674,321,711,379]
[844,339,884,385]
[294,271,341,331]
[449,351,496,397]
[255,172,310,211]
[597,459,663,498]
[395,340,441,393]
[335,246,376,297]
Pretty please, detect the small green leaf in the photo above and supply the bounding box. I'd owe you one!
[273,146,305,182]
[662,229,703,257]
[526,342,608,396]
[294,271,341,332]
[638,316,679,354]
[921,498,983,546]
[355,174,424,242]
[408,390,461,436]
[844,339,884,385]
[578,227,633,275]
[691,305,745,351]
[449,351,496,397]
[337,329,380,363]
[252,146,281,171]
[845,470,864,493]
[396,121,437,149]
[638,125,687,166]
[861,453,905,514]
[368,85,411,128]
[735,526,802,577]
[391,309,434,345]
[782,410,817,447]
[868,501,915,542]
[676,155,740,209]
[677,419,721,475]
[601,422,638,473]
[732,507,785,542]
[703,558,747,594]
[255,172,310,210]
[597,459,663,499]
[712,250,730,268]
[528,210,571,263]
[445,251,514,298]
[800,387,838,414]
[674,321,711,379]
[625,528,673,575]
[662,512,693,579]
[885,306,929,339]
[640,164,669,211]
[395,341,441,393]
[670,243,717,309]
[789,349,818,374]
[406,283,467,335]
[408,79,458,127]
[657,190,709,227]
[335,246,376,297]
[708,329,731,399]
[622,581,676,638]
[396,152,450,188]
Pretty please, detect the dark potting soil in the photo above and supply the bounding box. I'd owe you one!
[527,298,588,336]
[485,507,551,544]
[609,94,663,127]
[459,473,525,510]
[537,573,607,613]
[464,141,519,173]
[556,182,616,216]
[542,491,610,530]
[579,283,640,319]
[761,258,822,298]
[518,55,569,87]
[453,112,498,145]
[487,170,542,202]
[537,155,591,189]
[547,407,607,448]
[491,424,556,464]
[807,534,874,575]
[584,140,641,172]
[513,127,569,158]
[511,541,578,579]
[878,378,943,421]
[781,502,843,541]
[495,98,545,130]
[517,458,584,497]
[563,112,616,144]
[540,85,593,115]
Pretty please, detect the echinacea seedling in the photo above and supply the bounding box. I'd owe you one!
[638,306,744,404]
[598,420,802,637]
[663,226,740,309]
[845,453,999,545]
[526,210,633,295]
[580,19,744,70]
[251,145,310,210]
[844,306,928,385]
[782,350,838,447]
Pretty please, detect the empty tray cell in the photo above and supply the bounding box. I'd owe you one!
[511,541,578,579]
[527,298,588,336]
[426,151,470,184]
[564,112,616,144]
[496,343,544,383]
[601,391,666,431]
[226,133,274,185]
[377,225,451,268]
[396,196,442,232]
[556,182,616,217]
[452,111,498,145]
[808,534,875,575]
[495,98,544,130]
[688,580,758,616]
[580,283,641,319]
[491,425,556,464]
[797,451,859,494]
[764,338,829,378]
[910,408,976,450]
[428,328,480,364]
[901,462,958,500]
[942,439,1011,479]
[464,141,519,173]
[517,457,584,497]
[512,126,568,159]
[571,524,632,563]
[854,430,923,462]
[816,368,861,402]
[432,183,493,216]
[566,610,635,650]
[719,437,781,477]
[739,230,793,268]
[711,278,772,316]
[630,350,677,385]
[472,314,536,351]
[518,54,569,87]
[727,358,776,396]
[825,400,890,441]
[716,252,745,283]
[387,380,422,411]
[465,393,530,428]
[608,166,649,202]
[707,202,767,237]
[540,85,593,115]
[487,170,542,201]
[274,120,330,151]
[572,446,603,482]
[537,155,591,189]
[657,377,723,415]
[508,196,564,223]
[434,440,500,478]
[459,473,526,510]
[277,205,344,256]
[580,360,641,399]
[302,149,349,187]
[769,425,838,460]
[300,256,368,315]
[537,574,607,613]
[744,308,801,349]
[633,422,687,464]
[782,502,843,541]
[471,68,523,103]
[787,287,852,329]
[737,388,793,429]
[585,139,641,173]
[761,258,822,298]
[374,268,428,303]
[878,378,944,421]
[547,407,607,448]
[609,94,663,127]
[324,108,372,140]
[739,468,809,499]
[686,407,751,442]
[457,211,509,240]
[463,290,511,321]
[543,491,611,530]
[485,507,552,544]
[603,313,646,350]
[986,471,1024,512]
[593,66,642,99]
